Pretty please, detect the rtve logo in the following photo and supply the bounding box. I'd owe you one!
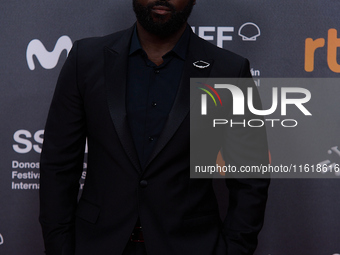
[26,35,72,70]
[305,28,340,73]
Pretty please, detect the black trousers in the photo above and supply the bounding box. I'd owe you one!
[122,241,147,255]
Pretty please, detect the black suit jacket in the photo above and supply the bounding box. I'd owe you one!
[40,24,270,255]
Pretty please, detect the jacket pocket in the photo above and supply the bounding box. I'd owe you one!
[75,199,100,224]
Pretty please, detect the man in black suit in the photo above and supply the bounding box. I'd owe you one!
[39,0,270,254]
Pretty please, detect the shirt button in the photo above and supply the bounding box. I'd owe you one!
[140,180,148,188]
[154,69,160,74]
[152,102,157,107]
[149,136,154,141]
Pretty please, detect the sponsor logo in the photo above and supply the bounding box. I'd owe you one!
[192,22,260,48]
[11,129,88,190]
[238,22,261,41]
[26,35,72,70]
[0,233,3,245]
[305,28,340,73]
[12,129,88,154]
[13,130,44,154]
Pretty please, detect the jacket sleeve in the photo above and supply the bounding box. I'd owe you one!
[221,59,270,255]
[39,41,86,255]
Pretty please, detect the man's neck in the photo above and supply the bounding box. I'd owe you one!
[136,22,187,66]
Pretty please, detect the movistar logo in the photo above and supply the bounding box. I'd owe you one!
[26,35,72,70]
[198,82,223,115]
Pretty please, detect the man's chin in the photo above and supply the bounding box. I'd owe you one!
[150,12,172,23]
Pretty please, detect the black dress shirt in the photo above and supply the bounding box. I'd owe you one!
[126,25,190,168]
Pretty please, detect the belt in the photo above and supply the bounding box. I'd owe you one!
[130,225,144,242]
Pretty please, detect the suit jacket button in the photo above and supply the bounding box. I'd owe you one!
[140,180,148,188]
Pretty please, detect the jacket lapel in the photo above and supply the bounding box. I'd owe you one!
[145,31,214,168]
[104,26,142,173]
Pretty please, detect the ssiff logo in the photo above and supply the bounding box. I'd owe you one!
[0,233,3,245]
[192,22,260,48]
[238,22,261,41]
[26,35,72,70]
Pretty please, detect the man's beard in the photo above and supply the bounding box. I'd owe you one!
[133,0,194,37]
